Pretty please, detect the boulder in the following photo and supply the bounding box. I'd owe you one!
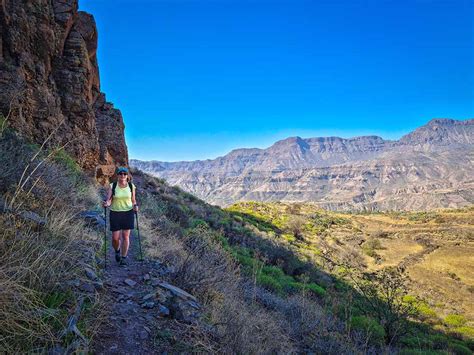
[78,211,105,228]
[156,281,197,302]
[168,299,201,323]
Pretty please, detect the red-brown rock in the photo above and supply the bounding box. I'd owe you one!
[0,0,128,182]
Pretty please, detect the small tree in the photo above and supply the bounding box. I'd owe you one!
[286,215,306,240]
[350,266,417,345]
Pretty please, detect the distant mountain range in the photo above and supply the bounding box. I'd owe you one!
[131,118,474,211]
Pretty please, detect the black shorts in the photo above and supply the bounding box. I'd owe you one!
[109,209,135,232]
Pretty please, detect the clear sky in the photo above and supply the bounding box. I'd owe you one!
[81,0,473,162]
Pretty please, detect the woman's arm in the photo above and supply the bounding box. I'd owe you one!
[103,187,113,207]
[132,185,138,212]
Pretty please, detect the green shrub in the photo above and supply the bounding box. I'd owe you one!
[165,203,189,226]
[257,273,284,294]
[400,332,452,350]
[449,343,472,355]
[53,149,80,174]
[398,350,447,355]
[399,335,426,349]
[141,194,167,217]
[465,339,474,350]
[365,238,383,250]
[407,212,438,223]
[362,246,379,258]
[403,295,417,303]
[453,326,474,339]
[444,314,467,327]
[214,233,230,249]
[304,282,326,297]
[190,218,208,228]
[403,295,437,319]
[231,247,256,270]
[417,303,437,319]
[261,265,285,279]
[429,334,449,349]
[0,113,8,136]
[350,315,386,344]
[42,290,71,309]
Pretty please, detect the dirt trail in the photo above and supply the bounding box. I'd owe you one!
[92,236,164,354]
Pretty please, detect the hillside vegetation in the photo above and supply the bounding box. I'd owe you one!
[1,126,473,353]
[131,170,474,353]
[227,201,474,345]
[0,127,103,351]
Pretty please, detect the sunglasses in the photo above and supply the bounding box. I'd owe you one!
[118,172,128,176]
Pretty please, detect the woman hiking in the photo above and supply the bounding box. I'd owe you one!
[103,167,138,266]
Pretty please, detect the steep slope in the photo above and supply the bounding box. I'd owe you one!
[0,0,128,181]
[132,118,474,210]
[226,201,474,340]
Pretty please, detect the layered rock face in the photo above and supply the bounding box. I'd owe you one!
[0,0,128,182]
[132,119,474,211]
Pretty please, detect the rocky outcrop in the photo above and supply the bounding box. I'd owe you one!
[399,118,474,146]
[0,0,128,182]
[132,119,474,211]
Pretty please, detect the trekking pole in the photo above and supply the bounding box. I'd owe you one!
[104,206,107,269]
[135,211,143,261]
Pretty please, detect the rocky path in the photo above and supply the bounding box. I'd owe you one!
[92,241,162,354]
[86,215,202,354]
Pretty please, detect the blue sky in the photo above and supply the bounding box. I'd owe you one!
[81,0,473,161]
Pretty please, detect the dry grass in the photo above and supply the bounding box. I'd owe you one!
[409,244,474,319]
[366,238,423,270]
[140,214,295,353]
[0,208,98,351]
[0,131,103,352]
[419,245,474,285]
[133,187,370,353]
[324,209,474,322]
[208,292,295,354]
[0,278,56,350]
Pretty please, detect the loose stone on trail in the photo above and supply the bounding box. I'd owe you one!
[142,301,155,309]
[124,278,137,287]
[139,330,149,340]
[142,292,155,301]
[157,304,170,317]
[156,281,197,302]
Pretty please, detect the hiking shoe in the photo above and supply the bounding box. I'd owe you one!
[119,256,128,266]
[115,249,121,262]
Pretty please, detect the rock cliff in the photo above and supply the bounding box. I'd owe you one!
[0,0,128,182]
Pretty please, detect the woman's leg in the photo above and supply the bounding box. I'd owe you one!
[121,229,131,257]
[112,230,121,251]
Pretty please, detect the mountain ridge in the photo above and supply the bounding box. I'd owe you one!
[131,118,474,210]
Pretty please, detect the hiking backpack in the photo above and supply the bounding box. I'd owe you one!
[112,181,133,196]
